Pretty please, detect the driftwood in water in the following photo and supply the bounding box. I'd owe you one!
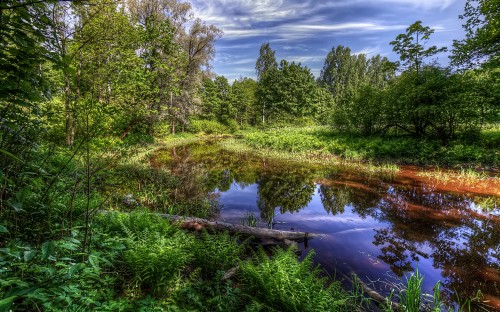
[339,271,401,311]
[163,215,321,241]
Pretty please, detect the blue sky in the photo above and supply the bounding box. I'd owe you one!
[190,0,467,81]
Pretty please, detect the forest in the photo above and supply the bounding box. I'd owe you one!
[0,0,499,311]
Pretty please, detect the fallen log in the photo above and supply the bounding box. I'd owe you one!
[162,214,321,241]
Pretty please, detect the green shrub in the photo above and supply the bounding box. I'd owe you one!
[0,234,123,311]
[97,210,176,238]
[239,247,357,312]
[192,231,246,279]
[188,119,228,135]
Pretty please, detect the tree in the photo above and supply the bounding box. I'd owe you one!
[0,0,55,175]
[174,18,221,134]
[451,0,500,68]
[255,42,278,81]
[255,42,278,125]
[232,77,258,126]
[199,75,233,123]
[318,46,394,132]
[390,21,447,74]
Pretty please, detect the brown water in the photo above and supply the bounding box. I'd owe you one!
[152,142,500,311]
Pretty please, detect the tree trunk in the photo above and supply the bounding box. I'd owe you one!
[120,119,136,140]
[65,74,72,146]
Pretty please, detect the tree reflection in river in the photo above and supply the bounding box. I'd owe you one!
[153,143,500,309]
[257,170,315,225]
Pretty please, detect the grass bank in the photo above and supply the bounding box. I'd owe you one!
[235,126,499,168]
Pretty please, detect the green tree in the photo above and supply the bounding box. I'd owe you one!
[255,42,278,124]
[389,22,448,139]
[319,46,394,132]
[231,77,258,126]
[255,42,278,81]
[451,0,500,68]
[390,21,447,74]
[258,60,326,124]
[0,0,55,183]
[199,75,233,124]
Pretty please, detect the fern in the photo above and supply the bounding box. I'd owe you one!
[239,247,360,312]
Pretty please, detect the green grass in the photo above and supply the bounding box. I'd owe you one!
[220,137,401,180]
[237,126,499,167]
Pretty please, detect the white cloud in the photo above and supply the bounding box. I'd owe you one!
[287,55,325,63]
[380,0,457,10]
[353,46,381,56]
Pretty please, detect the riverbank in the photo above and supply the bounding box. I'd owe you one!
[234,126,499,168]
[166,128,498,195]
[2,132,495,311]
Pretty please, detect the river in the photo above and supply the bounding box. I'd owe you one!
[152,141,500,311]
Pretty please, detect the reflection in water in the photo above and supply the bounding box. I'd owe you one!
[257,171,315,225]
[153,143,500,310]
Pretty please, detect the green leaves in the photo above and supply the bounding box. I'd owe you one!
[41,241,55,260]
[0,296,17,312]
[451,0,500,68]
[390,21,447,72]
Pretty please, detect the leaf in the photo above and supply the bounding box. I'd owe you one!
[23,250,37,262]
[68,263,83,278]
[0,226,8,234]
[0,149,22,162]
[41,241,55,260]
[6,199,23,213]
[0,296,16,312]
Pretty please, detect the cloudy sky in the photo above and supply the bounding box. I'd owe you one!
[190,0,466,81]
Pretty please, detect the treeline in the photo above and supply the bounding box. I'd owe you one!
[195,2,498,145]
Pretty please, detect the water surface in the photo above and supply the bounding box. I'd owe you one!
[152,142,500,311]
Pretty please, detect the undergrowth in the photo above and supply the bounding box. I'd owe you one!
[238,127,499,167]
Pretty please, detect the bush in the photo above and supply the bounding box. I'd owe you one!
[188,119,228,135]
[192,231,246,279]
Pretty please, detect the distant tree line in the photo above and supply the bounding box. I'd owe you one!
[195,0,498,145]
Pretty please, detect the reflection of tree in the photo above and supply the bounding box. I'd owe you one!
[157,143,500,306]
[373,228,427,276]
[319,185,349,215]
[257,172,315,224]
[319,183,383,216]
[371,185,500,304]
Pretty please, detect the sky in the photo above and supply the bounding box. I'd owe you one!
[189,0,467,82]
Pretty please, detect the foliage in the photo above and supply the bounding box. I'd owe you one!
[123,230,193,297]
[451,0,500,68]
[0,232,124,311]
[191,231,245,279]
[239,247,360,312]
[318,46,394,131]
[255,42,278,81]
[189,118,230,134]
[390,21,447,73]
[240,127,499,166]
